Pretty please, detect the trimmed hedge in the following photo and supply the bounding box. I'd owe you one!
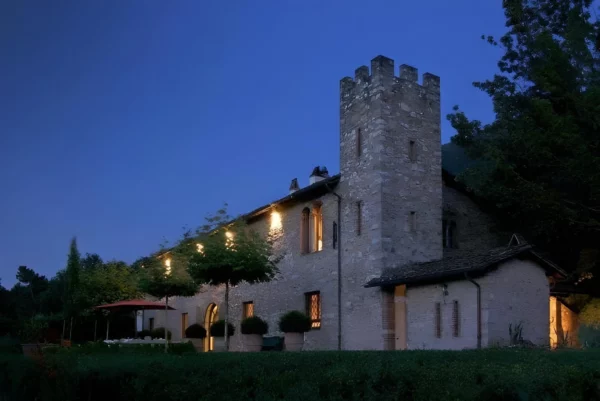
[279,311,311,333]
[209,320,235,337]
[185,324,207,339]
[42,341,195,356]
[150,327,171,340]
[241,316,268,335]
[1,349,600,400]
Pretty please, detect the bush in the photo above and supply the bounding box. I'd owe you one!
[279,311,311,333]
[579,324,600,348]
[137,329,152,339]
[241,316,268,335]
[40,341,195,356]
[150,327,172,340]
[185,324,206,339]
[209,320,235,337]
[2,349,600,400]
[18,317,49,343]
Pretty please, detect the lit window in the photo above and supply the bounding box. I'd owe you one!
[243,301,254,319]
[435,302,441,338]
[181,313,188,338]
[313,204,323,252]
[305,291,321,329]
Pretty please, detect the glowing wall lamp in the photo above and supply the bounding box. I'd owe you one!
[164,257,172,276]
[270,210,283,232]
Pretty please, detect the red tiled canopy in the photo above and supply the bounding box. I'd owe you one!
[94,299,175,310]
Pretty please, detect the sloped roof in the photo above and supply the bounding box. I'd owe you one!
[365,243,567,288]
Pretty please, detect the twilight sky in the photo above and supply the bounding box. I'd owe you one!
[0,0,506,287]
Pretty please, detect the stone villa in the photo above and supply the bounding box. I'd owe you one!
[144,55,577,351]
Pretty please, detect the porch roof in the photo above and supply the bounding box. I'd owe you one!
[365,243,567,288]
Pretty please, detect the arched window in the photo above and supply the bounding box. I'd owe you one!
[204,303,218,351]
[312,203,323,252]
[301,208,310,253]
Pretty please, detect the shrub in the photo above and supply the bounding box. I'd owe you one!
[150,327,172,340]
[40,341,195,356]
[279,311,311,333]
[2,349,600,400]
[241,316,268,335]
[209,320,235,337]
[137,329,152,339]
[18,317,49,344]
[185,324,206,339]
[579,324,600,348]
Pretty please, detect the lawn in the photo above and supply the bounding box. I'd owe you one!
[1,348,600,401]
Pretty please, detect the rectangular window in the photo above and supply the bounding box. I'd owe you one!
[435,302,441,338]
[149,317,154,331]
[181,313,188,338]
[305,291,321,329]
[356,201,362,236]
[409,140,416,162]
[356,128,362,158]
[453,300,460,337]
[332,221,338,249]
[243,301,254,319]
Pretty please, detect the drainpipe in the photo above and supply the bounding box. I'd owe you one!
[464,273,482,349]
[326,183,342,351]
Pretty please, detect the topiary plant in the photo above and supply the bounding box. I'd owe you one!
[209,320,235,337]
[241,316,268,335]
[185,324,207,339]
[279,311,311,333]
[151,327,172,340]
[137,329,152,339]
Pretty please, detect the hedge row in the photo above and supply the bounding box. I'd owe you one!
[1,349,600,401]
[42,341,195,355]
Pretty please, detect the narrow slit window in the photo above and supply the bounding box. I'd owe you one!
[301,208,310,253]
[409,140,416,162]
[356,128,362,158]
[332,221,338,249]
[148,318,154,331]
[356,201,362,236]
[435,302,441,338]
[305,291,321,329]
[313,204,323,252]
[443,219,458,249]
[452,300,460,337]
[243,301,254,319]
[409,211,417,232]
[181,313,188,338]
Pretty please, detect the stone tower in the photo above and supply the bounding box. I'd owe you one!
[338,56,442,349]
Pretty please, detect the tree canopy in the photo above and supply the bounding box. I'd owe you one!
[447,0,600,287]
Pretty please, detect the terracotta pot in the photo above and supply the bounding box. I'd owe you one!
[243,334,263,352]
[189,338,204,352]
[284,332,304,351]
[21,344,42,359]
[213,337,226,352]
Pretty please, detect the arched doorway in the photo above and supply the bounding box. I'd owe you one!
[204,303,218,351]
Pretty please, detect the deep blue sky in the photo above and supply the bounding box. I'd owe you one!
[0,0,506,287]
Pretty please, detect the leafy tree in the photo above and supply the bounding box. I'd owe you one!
[447,0,600,288]
[138,251,197,352]
[186,206,279,351]
[80,253,104,270]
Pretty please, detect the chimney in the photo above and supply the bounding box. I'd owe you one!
[309,166,329,185]
[289,178,300,194]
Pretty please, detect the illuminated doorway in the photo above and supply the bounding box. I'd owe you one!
[204,303,218,351]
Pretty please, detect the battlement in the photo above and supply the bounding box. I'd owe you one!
[340,55,440,100]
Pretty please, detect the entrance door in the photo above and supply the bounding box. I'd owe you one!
[204,304,218,351]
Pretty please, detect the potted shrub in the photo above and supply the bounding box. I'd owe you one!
[241,316,268,352]
[137,329,152,340]
[209,320,235,352]
[279,311,311,351]
[184,323,207,352]
[151,327,172,341]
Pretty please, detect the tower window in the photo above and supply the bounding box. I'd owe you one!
[356,201,362,236]
[312,204,323,252]
[301,208,310,253]
[305,291,321,329]
[443,219,458,249]
[409,140,416,162]
[356,128,362,158]
[243,301,254,319]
